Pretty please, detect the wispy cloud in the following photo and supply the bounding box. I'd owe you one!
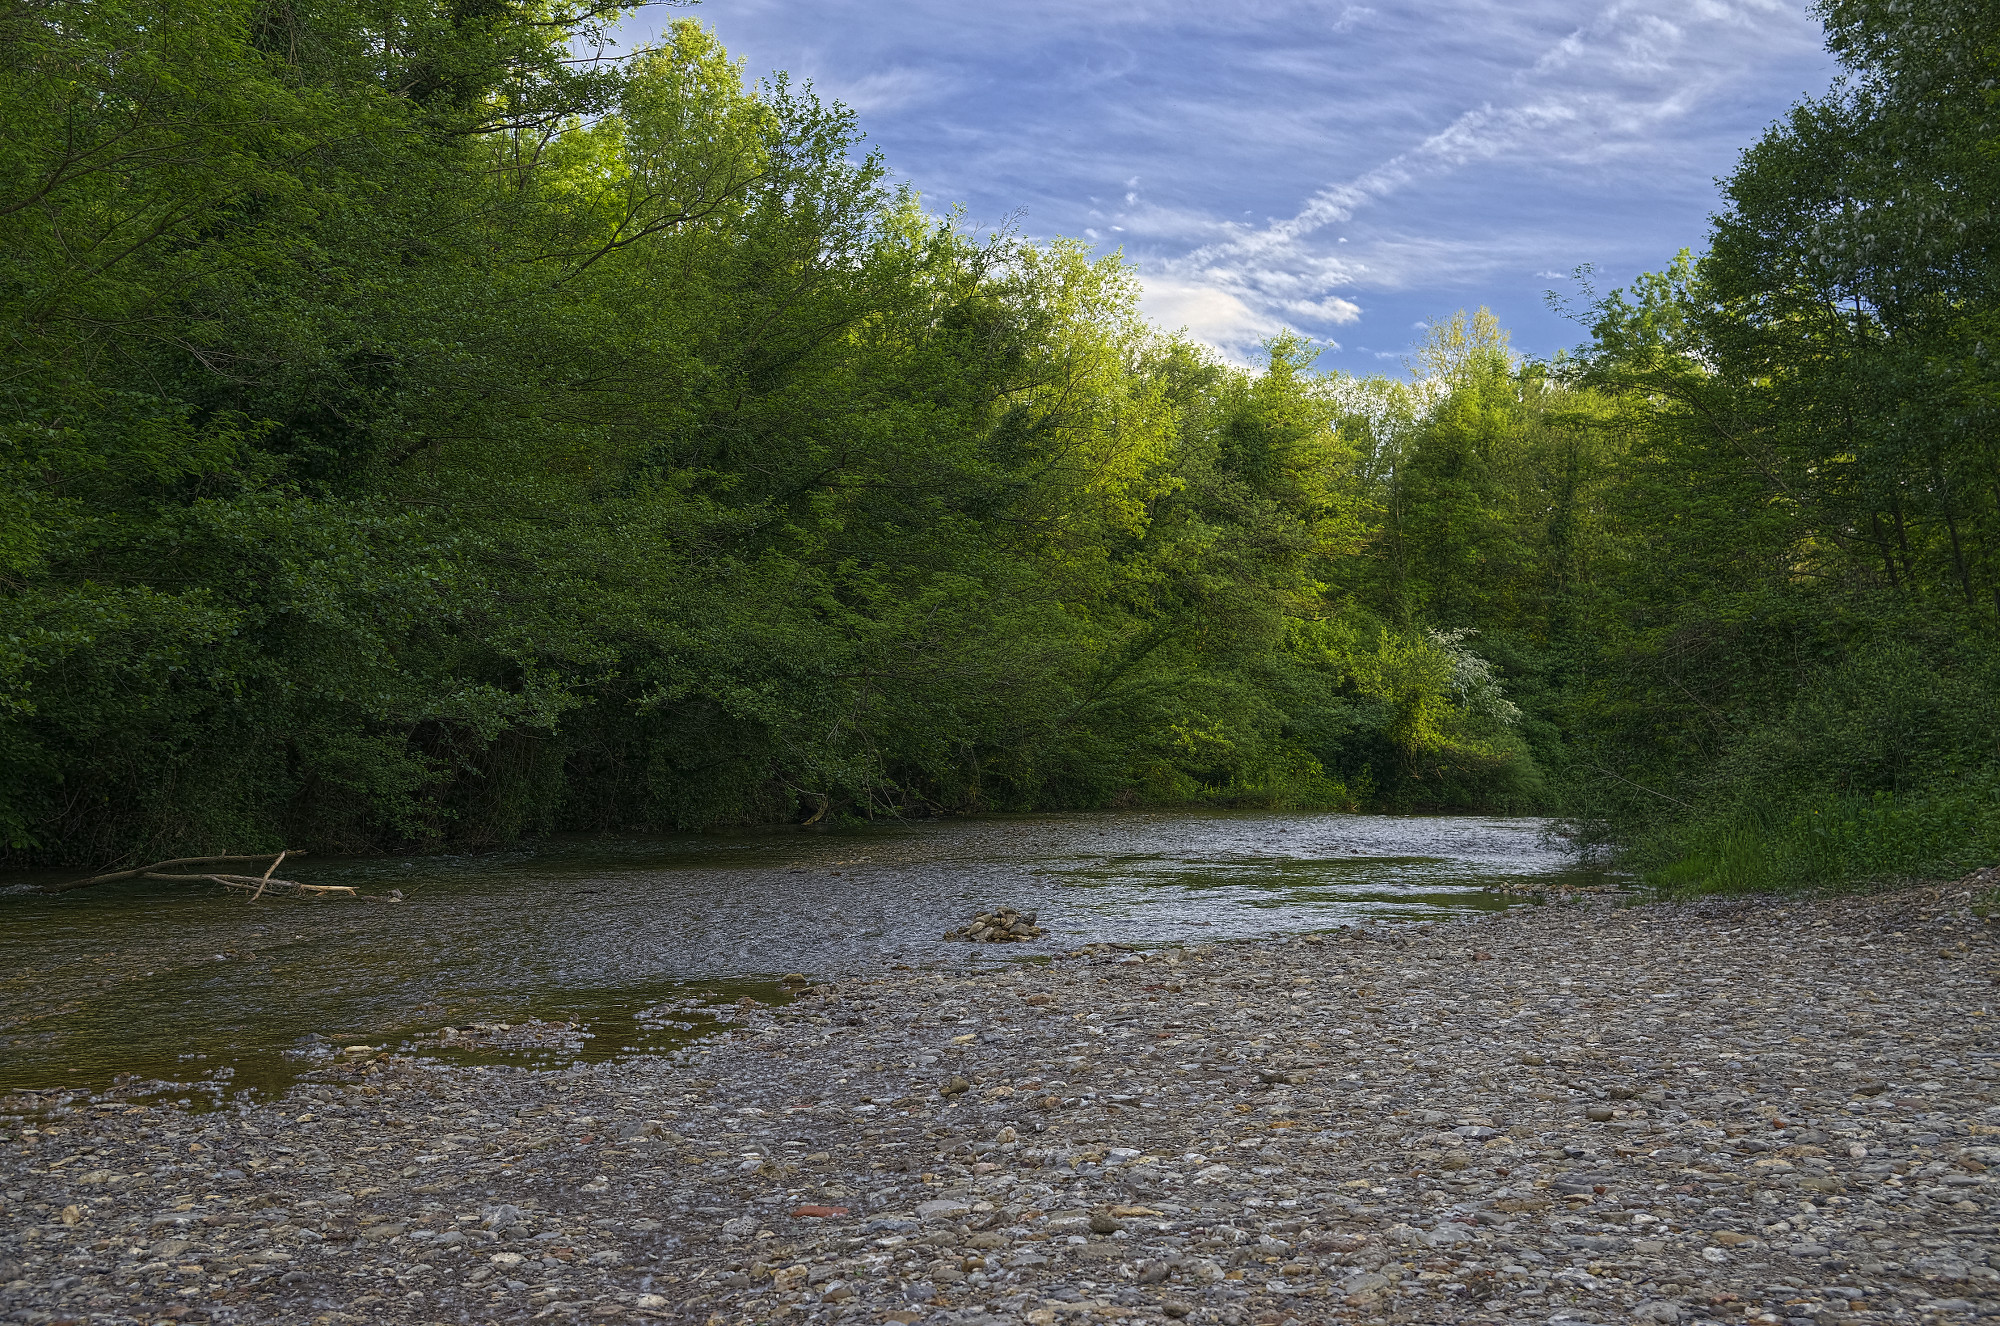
[1330,5,1378,34]
[1148,0,1821,354]
[620,0,1832,368]
[821,66,954,114]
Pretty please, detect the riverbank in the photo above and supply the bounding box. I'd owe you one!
[3,885,1994,1326]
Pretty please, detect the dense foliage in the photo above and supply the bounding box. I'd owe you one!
[1,0,1994,887]
[1557,0,2000,888]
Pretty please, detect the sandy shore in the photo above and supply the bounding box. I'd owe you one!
[3,885,1996,1326]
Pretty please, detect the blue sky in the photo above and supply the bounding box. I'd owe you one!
[615,1,1836,374]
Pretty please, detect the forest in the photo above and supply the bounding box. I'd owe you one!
[0,0,1994,892]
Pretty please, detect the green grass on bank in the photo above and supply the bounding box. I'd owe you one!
[1643,772,2000,900]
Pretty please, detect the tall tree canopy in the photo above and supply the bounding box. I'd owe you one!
[2,0,1993,891]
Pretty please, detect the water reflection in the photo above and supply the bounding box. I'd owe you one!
[0,810,1597,1099]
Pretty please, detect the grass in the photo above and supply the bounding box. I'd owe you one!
[1645,772,2000,897]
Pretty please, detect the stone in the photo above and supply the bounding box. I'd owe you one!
[12,880,1990,1326]
[943,907,1046,943]
[1342,1269,1394,1304]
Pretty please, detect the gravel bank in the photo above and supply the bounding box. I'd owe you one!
[4,886,1997,1326]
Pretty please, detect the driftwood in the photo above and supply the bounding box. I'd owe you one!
[44,850,350,898]
[142,872,355,898]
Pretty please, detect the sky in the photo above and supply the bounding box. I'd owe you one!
[612,0,1838,374]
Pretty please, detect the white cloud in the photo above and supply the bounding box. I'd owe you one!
[1127,0,1822,355]
[623,0,1832,368]
[1330,5,1377,33]
[1137,276,1289,359]
[819,65,952,113]
[1282,295,1363,324]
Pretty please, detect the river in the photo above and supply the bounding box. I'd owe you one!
[0,810,1601,1103]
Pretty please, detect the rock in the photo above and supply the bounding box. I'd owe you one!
[1342,1269,1394,1304]
[943,906,1046,942]
[1920,1299,1978,1315]
[1423,1222,1472,1247]
[11,879,1990,1326]
[483,1203,526,1230]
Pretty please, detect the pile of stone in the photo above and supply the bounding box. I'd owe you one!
[943,907,1044,942]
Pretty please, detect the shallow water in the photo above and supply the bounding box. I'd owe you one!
[0,810,1598,1100]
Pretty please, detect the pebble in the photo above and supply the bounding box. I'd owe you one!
[3,884,1996,1326]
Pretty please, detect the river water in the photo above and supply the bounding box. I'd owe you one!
[0,811,1599,1102]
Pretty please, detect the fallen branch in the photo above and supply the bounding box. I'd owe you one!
[45,851,308,894]
[141,871,356,898]
[251,850,287,902]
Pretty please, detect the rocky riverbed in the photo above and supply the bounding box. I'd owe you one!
[4,885,1997,1326]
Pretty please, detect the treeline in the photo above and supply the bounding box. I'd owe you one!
[1,0,1995,888]
[1558,0,2000,888]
